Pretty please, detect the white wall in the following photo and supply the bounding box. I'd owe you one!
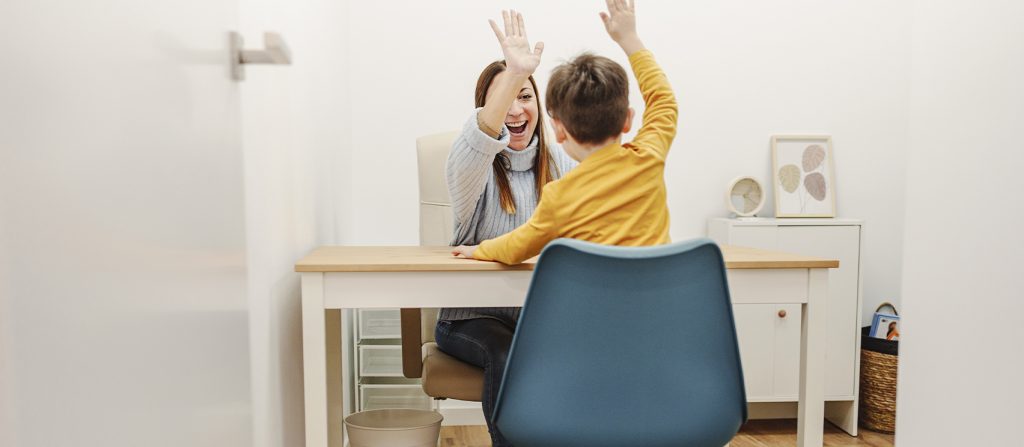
[896,0,1024,444]
[344,0,911,322]
[238,0,350,445]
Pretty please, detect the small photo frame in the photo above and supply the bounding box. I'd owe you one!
[870,313,901,341]
[771,135,836,217]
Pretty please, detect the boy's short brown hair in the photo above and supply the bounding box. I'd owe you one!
[545,53,630,145]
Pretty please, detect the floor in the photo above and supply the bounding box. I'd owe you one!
[439,420,895,447]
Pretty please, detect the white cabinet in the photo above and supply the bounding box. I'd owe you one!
[709,217,864,435]
[733,303,802,400]
[352,309,432,412]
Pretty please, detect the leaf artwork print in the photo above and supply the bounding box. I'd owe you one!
[778,164,801,193]
[775,137,834,215]
[802,145,826,172]
[804,172,827,201]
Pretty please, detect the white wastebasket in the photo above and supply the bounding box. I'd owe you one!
[344,409,443,447]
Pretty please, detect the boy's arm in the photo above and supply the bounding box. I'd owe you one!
[626,51,677,159]
[454,187,561,265]
[600,0,677,159]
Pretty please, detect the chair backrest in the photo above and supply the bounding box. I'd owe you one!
[492,238,748,447]
[416,131,458,246]
[407,131,457,359]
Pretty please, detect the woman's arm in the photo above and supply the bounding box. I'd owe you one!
[447,11,548,236]
[478,10,545,135]
[446,111,510,228]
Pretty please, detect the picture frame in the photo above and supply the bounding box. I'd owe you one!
[771,135,836,217]
[870,313,901,341]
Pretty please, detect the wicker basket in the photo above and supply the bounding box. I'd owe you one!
[859,303,899,433]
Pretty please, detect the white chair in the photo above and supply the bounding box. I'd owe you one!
[400,131,485,402]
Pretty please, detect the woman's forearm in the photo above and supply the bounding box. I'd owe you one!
[477,72,530,136]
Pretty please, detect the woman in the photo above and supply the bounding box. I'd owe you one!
[434,10,575,447]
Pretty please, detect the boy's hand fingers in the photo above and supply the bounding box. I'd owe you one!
[599,11,610,27]
[628,0,636,12]
[533,41,544,57]
[488,19,504,42]
[516,12,526,39]
[604,0,615,14]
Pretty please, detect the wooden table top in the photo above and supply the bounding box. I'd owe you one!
[295,244,838,272]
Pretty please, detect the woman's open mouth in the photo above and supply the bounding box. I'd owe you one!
[506,120,528,135]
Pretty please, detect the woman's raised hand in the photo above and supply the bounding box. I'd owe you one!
[489,10,544,77]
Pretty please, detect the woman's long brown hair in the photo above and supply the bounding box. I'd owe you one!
[474,61,559,214]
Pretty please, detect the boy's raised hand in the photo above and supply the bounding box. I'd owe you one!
[600,0,645,55]
[489,10,544,77]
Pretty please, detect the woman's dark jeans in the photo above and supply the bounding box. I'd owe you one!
[434,318,515,447]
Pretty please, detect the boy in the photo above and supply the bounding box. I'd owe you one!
[453,0,677,264]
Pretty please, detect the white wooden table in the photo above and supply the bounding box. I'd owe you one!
[296,245,836,447]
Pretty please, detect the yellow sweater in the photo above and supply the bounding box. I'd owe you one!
[474,50,677,264]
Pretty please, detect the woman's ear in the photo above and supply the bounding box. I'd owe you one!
[621,107,635,134]
[551,118,568,144]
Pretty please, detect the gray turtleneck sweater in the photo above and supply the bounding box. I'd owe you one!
[438,110,577,325]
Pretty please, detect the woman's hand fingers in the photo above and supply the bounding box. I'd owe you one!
[489,10,541,75]
[488,19,505,42]
[516,11,526,39]
[502,10,513,37]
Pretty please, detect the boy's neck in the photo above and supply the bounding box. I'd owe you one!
[564,135,622,162]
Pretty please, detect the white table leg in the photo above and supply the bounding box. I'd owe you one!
[797,268,828,447]
[826,400,859,436]
[326,308,343,447]
[303,273,344,447]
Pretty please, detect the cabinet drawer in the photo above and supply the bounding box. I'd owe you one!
[733,303,801,400]
[358,345,404,377]
[360,385,431,411]
[357,309,401,340]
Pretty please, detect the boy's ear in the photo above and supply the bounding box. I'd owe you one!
[622,107,635,134]
[551,118,568,144]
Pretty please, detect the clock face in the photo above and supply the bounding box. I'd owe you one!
[728,177,765,217]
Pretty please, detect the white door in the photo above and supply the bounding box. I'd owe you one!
[0,0,250,445]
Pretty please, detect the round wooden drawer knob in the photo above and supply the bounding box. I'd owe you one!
[778,310,787,318]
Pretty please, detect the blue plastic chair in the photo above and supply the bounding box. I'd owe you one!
[492,238,747,447]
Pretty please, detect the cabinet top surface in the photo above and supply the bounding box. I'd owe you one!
[295,245,838,272]
[710,217,864,226]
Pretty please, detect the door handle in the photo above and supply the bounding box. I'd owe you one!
[230,31,292,81]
